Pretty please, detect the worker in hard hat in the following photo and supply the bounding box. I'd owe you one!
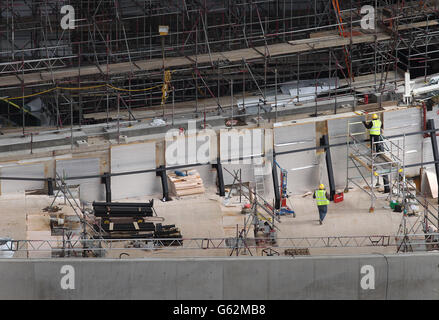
[313,184,329,225]
[362,113,383,153]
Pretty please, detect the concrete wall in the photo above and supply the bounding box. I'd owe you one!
[0,253,438,299]
[273,107,427,194]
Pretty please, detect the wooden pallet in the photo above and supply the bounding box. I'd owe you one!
[167,169,205,197]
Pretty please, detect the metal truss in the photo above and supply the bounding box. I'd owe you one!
[2,233,439,257]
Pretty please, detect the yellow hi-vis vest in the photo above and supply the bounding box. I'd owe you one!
[315,190,329,206]
[370,119,381,136]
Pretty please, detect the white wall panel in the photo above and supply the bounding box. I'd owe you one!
[111,142,159,200]
[56,158,103,203]
[0,163,45,194]
[383,108,423,176]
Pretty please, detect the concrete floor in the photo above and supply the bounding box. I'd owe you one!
[0,185,423,258]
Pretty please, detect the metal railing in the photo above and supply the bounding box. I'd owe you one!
[2,233,439,258]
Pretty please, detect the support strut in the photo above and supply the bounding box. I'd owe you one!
[101,172,111,203]
[321,134,336,201]
[156,165,171,202]
[272,154,281,209]
[47,178,54,196]
[212,157,225,197]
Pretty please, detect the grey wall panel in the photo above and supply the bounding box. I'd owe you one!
[56,158,103,203]
[328,116,367,189]
[193,165,216,188]
[274,123,318,194]
[223,163,254,185]
[0,163,45,194]
[219,128,265,184]
[111,142,160,199]
[274,123,315,151]
[220,128,264,162]
[166,131,216,166]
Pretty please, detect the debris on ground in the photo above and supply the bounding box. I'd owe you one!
[284,248,310,256]
[42,206,62,213]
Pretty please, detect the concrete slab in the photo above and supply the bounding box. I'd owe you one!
[0,183,425,258]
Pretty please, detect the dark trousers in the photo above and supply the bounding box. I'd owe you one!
[318,205,327,222]
[370,135,382,153]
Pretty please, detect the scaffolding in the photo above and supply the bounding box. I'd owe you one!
[345,118,439,252]
[345,119,407,212]
[0,1,438,131]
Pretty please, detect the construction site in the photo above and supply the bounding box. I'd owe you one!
[1,0,439,300]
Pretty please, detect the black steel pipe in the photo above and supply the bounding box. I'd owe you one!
[321,134,336,201]
[101,172,112,203]
[213,157,225,197]
[47,178,54,196]
[272,154,281,209]
[93,207,153,217]
[156,165,171,201]
[92,201,154,208]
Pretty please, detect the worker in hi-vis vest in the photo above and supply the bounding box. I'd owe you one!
[362,113,383,153]
[313,184,329,225]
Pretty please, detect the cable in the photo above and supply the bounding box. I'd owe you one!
[106,83,162,92]
[372,252,390,300]
[0,98,32,114]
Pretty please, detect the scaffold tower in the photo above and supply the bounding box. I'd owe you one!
[345,119,406,213]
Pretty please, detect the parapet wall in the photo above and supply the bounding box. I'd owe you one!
[0,253,438,299]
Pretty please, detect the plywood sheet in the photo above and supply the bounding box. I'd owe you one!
[422,170,438,199]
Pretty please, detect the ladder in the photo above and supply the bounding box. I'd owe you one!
[253,164,266,197]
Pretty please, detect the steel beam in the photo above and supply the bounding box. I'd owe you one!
[321,134,336,201]
[272,154,281,209]
[156,165,171,202]
[212,157,225,197]
[101,172,112,203]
